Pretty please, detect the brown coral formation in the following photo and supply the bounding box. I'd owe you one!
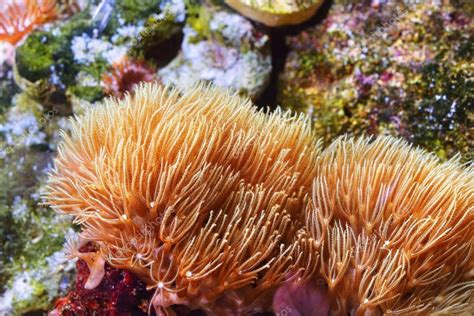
[46,82,473,315]
[45,83,320,314]
[0,0,58,45]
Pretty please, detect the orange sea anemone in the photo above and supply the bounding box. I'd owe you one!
[102,57,158,99]
[0,0,58,46]
[45,82,320,314]
[302,137,473,315]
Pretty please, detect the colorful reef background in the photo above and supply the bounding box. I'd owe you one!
[0,0,472,315]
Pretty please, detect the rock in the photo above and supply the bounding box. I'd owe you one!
[278,0,473,161]
[14,0,184,113]
[0,42,18,112]
[0,95,75,315]
[159,8,272,100]
[225,0,325,27]
[49,244,150,316]
[0,249,76,316]
[0,149,75,315]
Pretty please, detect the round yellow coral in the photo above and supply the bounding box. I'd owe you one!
[225,0,325,26]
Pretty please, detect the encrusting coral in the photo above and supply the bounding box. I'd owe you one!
[45,82,320,314]
[300,137,474,315]
[45,82,473,315]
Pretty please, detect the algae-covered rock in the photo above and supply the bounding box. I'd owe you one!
[14,0,184,113]
[0,95,76,314]
[14,11,97,114]
[225,0,325,26]
[278,0,473,161]
[0,43,18,114]
[159,6,272,100]
[0,248,76,315]
[0,148,75,315]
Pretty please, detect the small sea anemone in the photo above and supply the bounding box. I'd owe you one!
[102,57,158,99]
[0,0,58,45]
[45,82,320,314]
[300,137,474,315]
[225,0,324,26]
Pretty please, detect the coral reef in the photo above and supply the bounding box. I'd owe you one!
[159,7,272,100]
[0,147,75,315]
[225,0,324,26]
[0,248,75,315]
[278,0,473,161]
[1,0,473,314]
[0,42,18,112]
[46,82,319,314]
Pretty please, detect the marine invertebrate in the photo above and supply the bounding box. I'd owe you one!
[302,137,473,315]
[0,0,58,45]
[102,57,158,99]
[225,0,324,26]
[45,82,320,314]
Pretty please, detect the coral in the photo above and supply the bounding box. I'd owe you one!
[225,0,324,26]
[43,81,474,314]
[102,57,158,99]
[45,82,320,314]
[0,0,58,46]
[159,8,272,100]
[301,137,473,314]
[278,0,473,161]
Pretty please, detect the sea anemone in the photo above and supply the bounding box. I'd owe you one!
[102,57,158,99]
[301,137,473,315]
[45,82,320,314]
[225,0,324,27]
[0,0,58,46]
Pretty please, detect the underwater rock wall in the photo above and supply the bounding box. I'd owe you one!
[278,0,473,160]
